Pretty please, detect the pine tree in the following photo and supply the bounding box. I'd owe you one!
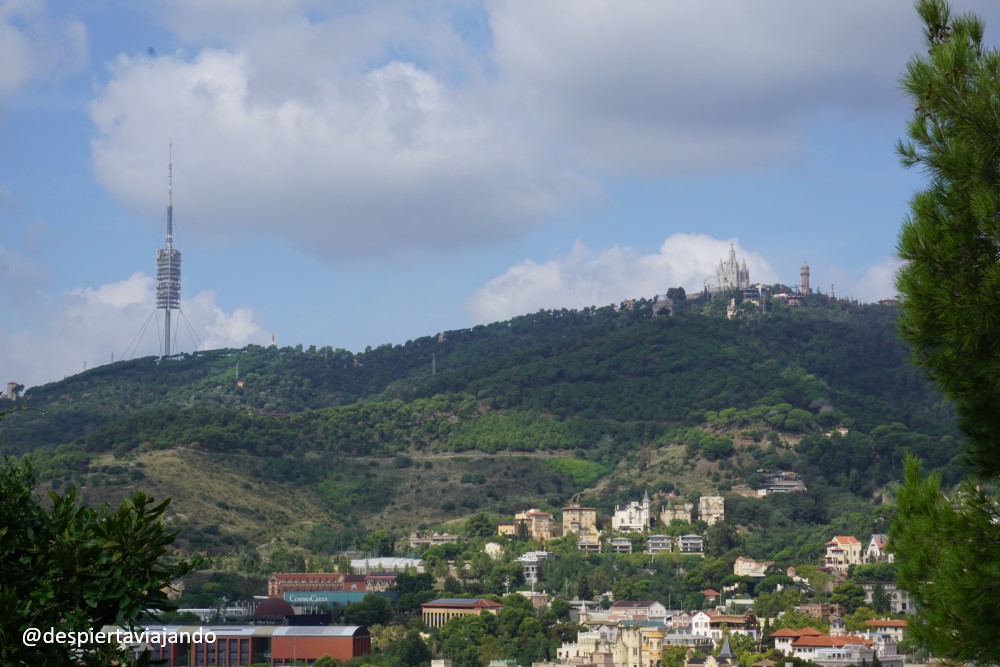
[892,2,1000,664]
[896,0,1000,478]
[890,458,1000,664]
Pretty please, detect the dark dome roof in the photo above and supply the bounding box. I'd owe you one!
[254,597,295,617]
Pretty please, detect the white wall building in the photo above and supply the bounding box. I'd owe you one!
[613,490,652,532]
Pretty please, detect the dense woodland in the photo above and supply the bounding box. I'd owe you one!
[0,291,961,573]
[1,290,956,664]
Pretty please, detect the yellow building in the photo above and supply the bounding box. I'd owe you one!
[613,623,666,667]
[421,598,504,629]
[562,506,599,549]
[824,535,863,571]
[497,522,518,537]
[514,508,554,542]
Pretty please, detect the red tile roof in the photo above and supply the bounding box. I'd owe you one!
[770,628,803,637]
[792,635,874,648]
[272,573,344,582]
[771,627,825,638]
[864,619,908,628]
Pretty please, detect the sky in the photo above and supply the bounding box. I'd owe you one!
[2,0,999,390]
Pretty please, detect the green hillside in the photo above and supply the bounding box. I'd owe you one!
[0,293,962,560]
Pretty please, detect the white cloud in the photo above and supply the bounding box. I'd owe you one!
[0,273,269,389]
[466,234,777,324]
[0,0,87,99]
[852,257,902,304]
[487,1,932,174]
[88,1,595,260]
[89,47,592,258]
[87,1,1000,261]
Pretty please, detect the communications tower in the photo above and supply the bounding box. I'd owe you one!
[156,147,181,357]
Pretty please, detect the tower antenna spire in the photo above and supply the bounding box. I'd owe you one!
[167,141,173,247]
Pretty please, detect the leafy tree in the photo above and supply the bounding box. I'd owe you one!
[870,582,891,615]
[753,589,805,619]
[663,644,690,667]
[892,2,1000,663]
[830,582,866,614]
[344,593,394,627]
[439,613,499,667]
[363,529,396,557]
[465,512,495,538]
[0,458,202,666]
[381,628,431,667]
[844,607,880,634]
[397,571,435,597]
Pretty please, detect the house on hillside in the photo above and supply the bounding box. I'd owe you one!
[795,603,845,622]
[770,627,824,655]
[609,537,633,553]
[512,508,555,542]
[661,497,693,524]
[863,619,907,642]
[608,600,668,624]
[698,496,725,525]
[705,610,759,640]
[517,551,552,584]
[733,556,770,578]
[864,534,893,563]
[789,634,903,667]
[678,534,705,556]
[824,536,863,571]
[689,610,759,641]
[859,581,915,614]
[563,505,600,551]
[761,471,807,494]
[647,534,674,555]
[613,491,653,532]
[686,635,736,667]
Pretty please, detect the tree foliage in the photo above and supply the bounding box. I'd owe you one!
[890,457,1000,664]
[896,0,1000,478]
[892,2,1000,664]
[0,458,202,666]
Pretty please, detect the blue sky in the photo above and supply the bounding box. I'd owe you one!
[2,0,999,389]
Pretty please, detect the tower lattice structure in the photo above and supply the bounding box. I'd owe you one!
[155,150,181,356]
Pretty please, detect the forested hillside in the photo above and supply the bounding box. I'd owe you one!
[0,294,961,557]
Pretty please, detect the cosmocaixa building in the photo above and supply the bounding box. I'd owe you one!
[136,624,371,666]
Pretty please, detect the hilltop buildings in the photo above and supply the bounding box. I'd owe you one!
[715,244,751,293]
